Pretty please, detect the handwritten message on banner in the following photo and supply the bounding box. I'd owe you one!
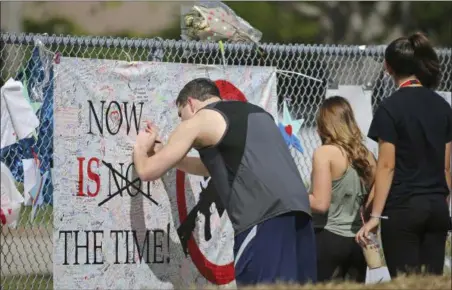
[52,58,277,289]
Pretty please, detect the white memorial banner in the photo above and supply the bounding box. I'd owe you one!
[53,58,277,289]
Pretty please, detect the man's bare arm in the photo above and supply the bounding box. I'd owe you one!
[134,118,200,181]
[149,145,209,177]
[177,156,210,177]
[148,142,209,177]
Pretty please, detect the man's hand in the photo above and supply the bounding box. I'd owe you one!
[143,122,163,155]
[135,121,158,151]
[153,141,164,152]
[133,117,201,181]
[135,130,155,151]
[147,140,163,156]
[145,121,159,141]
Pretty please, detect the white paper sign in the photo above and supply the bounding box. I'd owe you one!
[22,158,38,206]
[53,58,277,289]
[326,86,378,156]
[437,91,451,106]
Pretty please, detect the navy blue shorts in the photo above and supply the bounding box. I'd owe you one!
[233,212,317,286]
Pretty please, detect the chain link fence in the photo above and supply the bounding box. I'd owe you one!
[1,32,451,289]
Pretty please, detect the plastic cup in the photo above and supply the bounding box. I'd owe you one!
[361,232,383,269]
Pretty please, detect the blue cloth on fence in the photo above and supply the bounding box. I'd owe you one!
[0,47,54,205]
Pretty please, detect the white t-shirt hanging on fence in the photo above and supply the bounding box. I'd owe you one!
[0,78,40,149]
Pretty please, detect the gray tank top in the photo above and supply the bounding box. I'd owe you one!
[196,101,311,235]
[313,166,368,237]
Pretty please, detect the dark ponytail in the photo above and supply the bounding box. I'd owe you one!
[385,32,441,89]
[408,32,441,89]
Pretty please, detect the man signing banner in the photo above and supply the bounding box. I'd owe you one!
[133,78,316,286]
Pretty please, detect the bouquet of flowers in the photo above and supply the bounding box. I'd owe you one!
[181,1,262,44]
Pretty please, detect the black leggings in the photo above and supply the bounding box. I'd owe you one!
[381,194,451,278]
[315,228,366,283]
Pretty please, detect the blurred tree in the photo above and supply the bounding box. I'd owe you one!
[1,1,24,86]
[23,17,86,36]
[14,1,452,46]
[4,1,448,87]
[224,1,321,44]
[223,1,451,46]
[409,2,452,47]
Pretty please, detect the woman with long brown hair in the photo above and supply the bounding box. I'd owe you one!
[309,96,377,282]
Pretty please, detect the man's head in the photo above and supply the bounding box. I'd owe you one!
[176,78,222,121]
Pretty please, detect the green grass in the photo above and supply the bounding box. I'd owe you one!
[239,274,452,290]
[17,205,53,228]
[9,182,53,228]
[1,275,53,290]
[3,274,450,290]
